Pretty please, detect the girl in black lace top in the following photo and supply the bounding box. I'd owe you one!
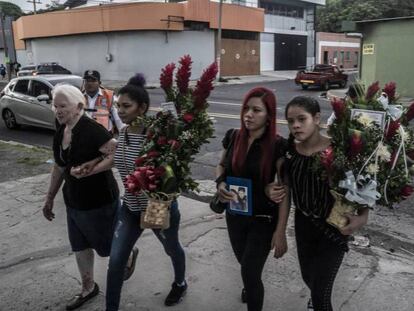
[215,87,290,311]
[284,96,369,311]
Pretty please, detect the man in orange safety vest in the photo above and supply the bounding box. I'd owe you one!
[83,70,125,134]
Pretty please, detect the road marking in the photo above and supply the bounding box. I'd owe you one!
[149,107,327,127]
[209,100,241,106]
[209,100,282,110]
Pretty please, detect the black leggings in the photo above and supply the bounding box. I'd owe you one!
[226,212,277,311]
[295,210,345,311]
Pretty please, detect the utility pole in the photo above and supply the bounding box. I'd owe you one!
[27,0,42,14]
[0,8,10,80]
[216,0,223,81]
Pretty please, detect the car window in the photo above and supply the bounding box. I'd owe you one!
[7,80,17,91]
[14,80,30,95]
[53,65,65,73]
[49,78,83,89]
[21,66,36,71]
[30,80,51,98]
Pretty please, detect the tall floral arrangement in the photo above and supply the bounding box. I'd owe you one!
[125,55,217,199]
[315,81,414,228]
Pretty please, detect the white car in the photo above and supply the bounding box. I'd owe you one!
[0,75,83,130]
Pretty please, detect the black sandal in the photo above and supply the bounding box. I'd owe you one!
[66,283,99,310]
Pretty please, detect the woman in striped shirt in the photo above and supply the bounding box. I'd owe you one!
[105,74,187,311]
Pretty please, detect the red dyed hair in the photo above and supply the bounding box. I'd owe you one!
[231,87,277,184]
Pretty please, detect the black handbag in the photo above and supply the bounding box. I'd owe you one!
[210,129,237,214]
[209,193,227,214]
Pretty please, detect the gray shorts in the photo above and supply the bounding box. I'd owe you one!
[66,199,120,257]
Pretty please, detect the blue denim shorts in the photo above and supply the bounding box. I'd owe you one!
[66,199,119,257]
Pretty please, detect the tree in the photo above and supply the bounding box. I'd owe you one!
[316,0,414,32]
[0,1,23,19]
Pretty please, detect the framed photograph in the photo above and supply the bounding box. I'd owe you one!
[226,176,252,216]
[160,101,178,118]
[350,108,386,130]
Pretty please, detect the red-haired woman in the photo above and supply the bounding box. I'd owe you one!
[215,87,290,311]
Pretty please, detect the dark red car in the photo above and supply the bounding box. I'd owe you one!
[294,64,348,90]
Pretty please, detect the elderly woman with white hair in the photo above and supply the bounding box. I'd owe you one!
[43,83,120,310]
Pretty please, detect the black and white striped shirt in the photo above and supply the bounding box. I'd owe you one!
[114,130,148,211]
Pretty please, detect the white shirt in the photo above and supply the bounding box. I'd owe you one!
[85,88,125,132]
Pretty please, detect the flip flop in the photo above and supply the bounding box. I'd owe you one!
[123,246,139,281]
[66,282,99,310]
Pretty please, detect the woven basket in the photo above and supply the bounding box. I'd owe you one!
[140,194,173,229]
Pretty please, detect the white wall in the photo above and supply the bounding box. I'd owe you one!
[24,30,215,83]
[260,42,275,71]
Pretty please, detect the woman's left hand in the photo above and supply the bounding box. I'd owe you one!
[271,230,288,259]
[339,210,369,236]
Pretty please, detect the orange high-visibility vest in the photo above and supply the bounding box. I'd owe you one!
[86,89,114,131]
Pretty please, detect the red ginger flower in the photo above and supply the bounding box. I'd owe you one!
[147,150,160,158]
[331,97,346,121]
[176,55,192,95]
[365,81,380,102]
[349,131,363,157]
[320,146,334,171]
[193,62,218,111]
[383,82,396,102]
[135,156,147,166]
[160,63,176,94]
[157,136,168,145]
[400,185,414,198]
[406,102,414,122]
[183,112,194,123]
[386,120,400,140]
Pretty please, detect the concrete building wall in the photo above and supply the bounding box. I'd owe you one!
[360,19,414,98]
[264,15,306,33]
[316,32,360,68]
[260,33,274,71]
[25,30,215,83]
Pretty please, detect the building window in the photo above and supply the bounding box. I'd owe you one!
[259,2,304,18]
[345,51,350,61]
[333,51,338,59]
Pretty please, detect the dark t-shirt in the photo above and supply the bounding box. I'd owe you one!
[53,115,119,210]
[222,129,287,217]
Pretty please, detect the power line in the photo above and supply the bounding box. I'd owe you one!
[27,0,43,14]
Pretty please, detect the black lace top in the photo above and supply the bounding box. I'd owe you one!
[286,143,348,251]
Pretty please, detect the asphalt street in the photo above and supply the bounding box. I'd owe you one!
[0,78,339,180]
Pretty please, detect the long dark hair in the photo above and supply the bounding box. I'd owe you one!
[285,96,320,145]
[232,87,277,184]
[117,73,150,113]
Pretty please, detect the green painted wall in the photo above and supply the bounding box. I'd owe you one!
[360,19,414,98]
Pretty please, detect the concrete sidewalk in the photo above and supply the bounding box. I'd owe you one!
[1,172,414,311]
[101,71,298,91]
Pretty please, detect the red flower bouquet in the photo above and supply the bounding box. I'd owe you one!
[316,81,414,228]
[125,55,217,227]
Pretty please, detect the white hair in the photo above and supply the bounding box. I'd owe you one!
[52,83,86,110]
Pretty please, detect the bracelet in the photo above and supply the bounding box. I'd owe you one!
[215,174,226,188]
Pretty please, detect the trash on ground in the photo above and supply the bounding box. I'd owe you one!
[350,235,370,247]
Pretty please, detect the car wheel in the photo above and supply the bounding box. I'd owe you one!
[2,109,20,129]
[322,81,329,91]
[301,84,309,90]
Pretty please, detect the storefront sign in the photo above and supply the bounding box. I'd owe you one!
[363,44,375,55]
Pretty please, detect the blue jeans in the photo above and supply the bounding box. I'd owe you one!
[106,201,186,311]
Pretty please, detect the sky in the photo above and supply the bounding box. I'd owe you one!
[11,0,53,13]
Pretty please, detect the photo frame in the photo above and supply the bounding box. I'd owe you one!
[350,108,386,130]
[226,176,252,216]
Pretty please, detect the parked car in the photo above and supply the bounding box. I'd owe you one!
[294,64,348,90]
[17,63,72,77]
[0,75,83,130]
